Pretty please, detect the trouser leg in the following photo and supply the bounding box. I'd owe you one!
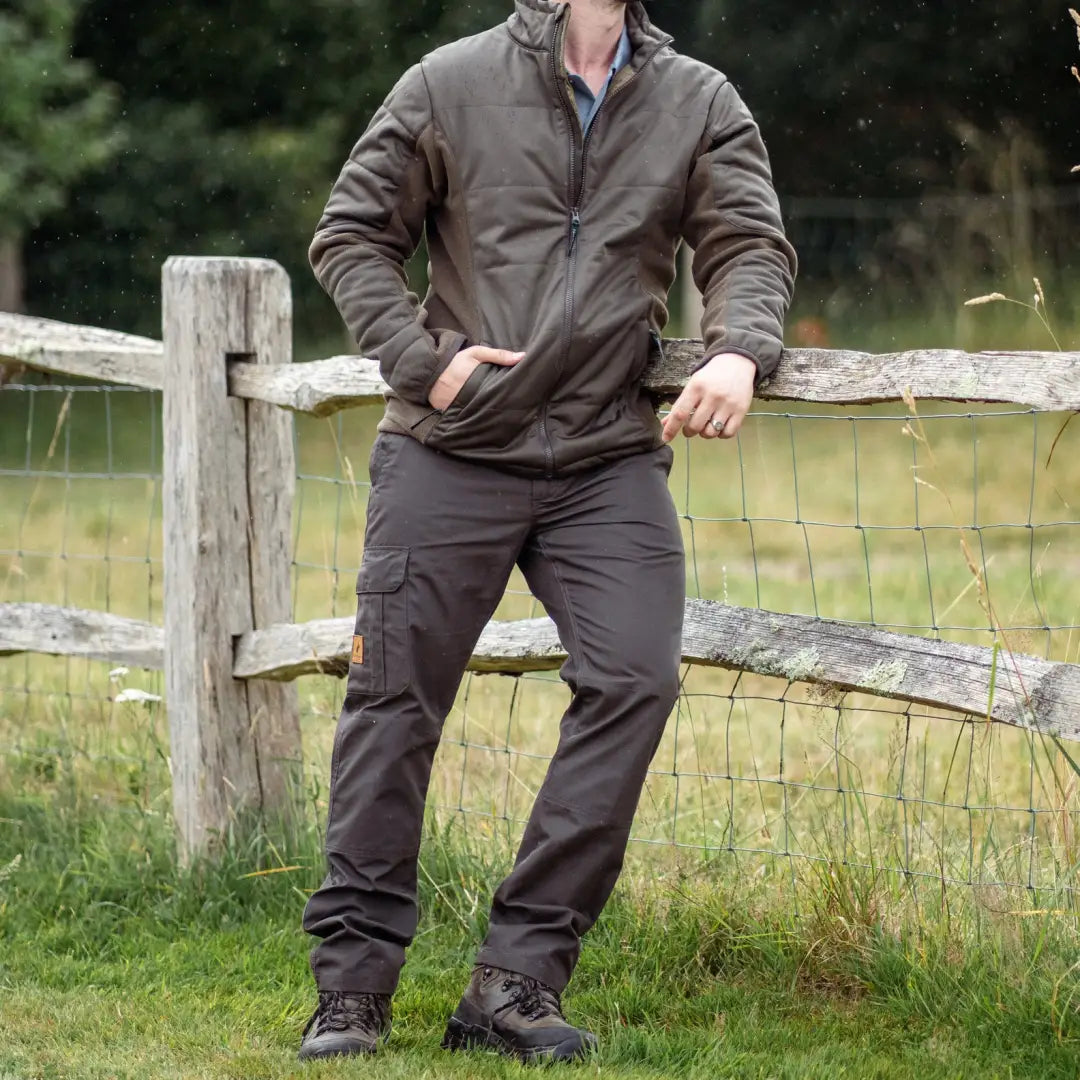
[476,446,685,990]
[303,434,530,993]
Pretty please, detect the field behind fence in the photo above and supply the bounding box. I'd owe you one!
[2,256,1080,913]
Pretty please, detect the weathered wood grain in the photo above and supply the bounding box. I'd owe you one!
[163,257,271,862]
[240,263,303,817]
[233,617,355,681]
[233,600,1080,741]
[231,615,565,683]
[228,355,384,418]
[727,344,1080,411]
[0,603,163,669]
[228,344,1080,415]
[0,312,164,389]
[678,601,1080,740]
[9,597,1078,739]
[4,305,1077,411]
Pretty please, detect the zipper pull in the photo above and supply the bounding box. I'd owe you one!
[568,208,581,255]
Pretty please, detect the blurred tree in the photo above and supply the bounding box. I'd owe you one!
[27,0,522,339]
[22,0,1080,337]
[25,0,709,336]
[696,0,1080,198]
[0,0,116,311]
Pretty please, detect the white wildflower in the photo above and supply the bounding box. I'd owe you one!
[114,688,162,705]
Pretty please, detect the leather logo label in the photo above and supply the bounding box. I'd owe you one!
[351,635,364,664]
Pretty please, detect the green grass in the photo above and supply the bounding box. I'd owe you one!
[3,303,1080,1076]
[2,795,1080,1080]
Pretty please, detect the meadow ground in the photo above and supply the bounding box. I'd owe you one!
[3,795,1080,1080]
[2,299,1080,1076]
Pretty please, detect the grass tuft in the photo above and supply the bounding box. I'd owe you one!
[2,795,1080,1078]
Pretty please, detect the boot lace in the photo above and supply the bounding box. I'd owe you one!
[494,973,563,1023]
[304,991,388,1038]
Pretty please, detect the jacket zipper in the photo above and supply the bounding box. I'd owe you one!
[546,18,669,478]
[544,10,576,478]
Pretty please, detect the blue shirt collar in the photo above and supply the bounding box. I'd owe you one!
[612,23,633,73]
[567,24,633,132]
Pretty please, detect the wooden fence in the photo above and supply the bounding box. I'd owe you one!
[2,256,1079,863]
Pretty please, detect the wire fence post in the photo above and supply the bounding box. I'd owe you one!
[162,256,301,864]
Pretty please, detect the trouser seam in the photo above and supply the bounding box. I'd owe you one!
[533,531,588,679]
[533,788,628,823]
[324,843,421,858]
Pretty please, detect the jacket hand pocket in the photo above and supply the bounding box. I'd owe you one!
[441,359,490,418]
[346,546,410,697]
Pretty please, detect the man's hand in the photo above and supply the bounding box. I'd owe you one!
[428,346,525,411]
[661,352,757,443]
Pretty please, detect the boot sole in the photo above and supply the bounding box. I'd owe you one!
[442,1016,594,1063]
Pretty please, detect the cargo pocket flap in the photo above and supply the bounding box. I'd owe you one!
[356,547,408,593]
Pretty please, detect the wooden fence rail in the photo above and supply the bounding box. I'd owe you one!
[5,311,1080,413]
[3,601,1078,742]
[2,256,1079,862]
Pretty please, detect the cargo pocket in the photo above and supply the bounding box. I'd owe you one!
[346,546,410,697]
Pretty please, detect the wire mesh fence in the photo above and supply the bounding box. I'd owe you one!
[0,383,166,800]
[3,322,1079,904]
[287,397,1080,901]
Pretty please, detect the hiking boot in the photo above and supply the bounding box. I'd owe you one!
[298,990,391,1061]
[442,964,597,1062]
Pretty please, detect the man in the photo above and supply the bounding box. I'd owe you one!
[299,0,795,1063]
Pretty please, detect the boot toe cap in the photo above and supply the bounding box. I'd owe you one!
[544,1029,598,1062]
[298,1032,378,1061]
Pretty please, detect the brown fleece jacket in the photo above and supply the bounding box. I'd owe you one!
[311,0,796,476]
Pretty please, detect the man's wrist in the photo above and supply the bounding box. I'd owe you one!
[705,350,756,367]
[699,349,760,380]
[696,347,761,382]
[704,347,758,366]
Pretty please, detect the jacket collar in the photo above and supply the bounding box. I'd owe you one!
[507,0,672,59]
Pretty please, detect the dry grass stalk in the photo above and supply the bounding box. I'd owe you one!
[1034,276,1047,309]
[1073,10,1080,167]
[899,388,1032,722]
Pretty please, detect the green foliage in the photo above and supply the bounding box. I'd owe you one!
[25,0,517,337]
[18,1,1080,337]
[699,0,1080,197]
[0,0,117,239]
[2,794,1080,1078]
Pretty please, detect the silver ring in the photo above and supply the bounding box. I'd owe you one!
[710,417,726,434]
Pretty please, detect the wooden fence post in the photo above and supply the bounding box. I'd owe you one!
[162,256,302,864]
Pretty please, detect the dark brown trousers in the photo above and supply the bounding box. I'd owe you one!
[302,432,684,993]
